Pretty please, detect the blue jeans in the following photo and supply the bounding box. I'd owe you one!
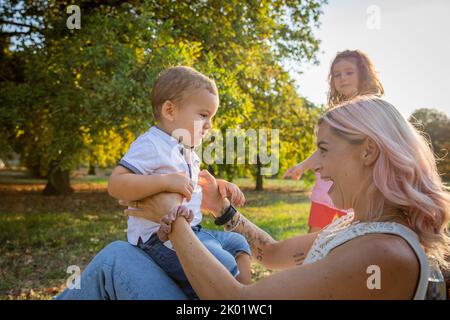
[138,225,251,300]
[55,241,188,299]
[55,236,250,300]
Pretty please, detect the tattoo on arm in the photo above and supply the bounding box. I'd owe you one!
[233,213,276,262]
[293,252,306,265]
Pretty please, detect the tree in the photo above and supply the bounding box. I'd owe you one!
[1,0,326,194]
[147,0,325,189]
[1,1,207,194]
[409,108,450,182]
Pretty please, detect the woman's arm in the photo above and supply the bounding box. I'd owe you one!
[122,194,318,271]
[169,217,419,300]
[196,170,318,269]
[123,170,318,270]
[197,170,318,269]
[225,207,319,270]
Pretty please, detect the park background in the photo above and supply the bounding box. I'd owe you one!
[0,0,449,299]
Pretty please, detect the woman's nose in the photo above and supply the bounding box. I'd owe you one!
[312,161,322,173]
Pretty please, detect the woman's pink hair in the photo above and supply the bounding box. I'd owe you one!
[319,96,450,269]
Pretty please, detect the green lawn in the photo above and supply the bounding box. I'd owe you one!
[0,177,312,300]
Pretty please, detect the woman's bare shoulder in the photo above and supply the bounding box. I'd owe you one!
[333,232,420,263]
[324,233,420,298]
[243,232,420,299]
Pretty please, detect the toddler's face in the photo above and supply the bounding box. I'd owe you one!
[172,88,219,147]
[332,59,359,98]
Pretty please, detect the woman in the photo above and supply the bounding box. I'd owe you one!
[56,96,449,299]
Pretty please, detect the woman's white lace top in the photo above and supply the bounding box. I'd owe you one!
[303,212,430,299]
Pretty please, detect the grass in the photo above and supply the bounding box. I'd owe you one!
[0,175,312,300]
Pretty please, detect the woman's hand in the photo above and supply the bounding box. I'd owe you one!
[216,179,245,206]
[119,192,182,223]
[120,170,234,221]
[198,170,231,218]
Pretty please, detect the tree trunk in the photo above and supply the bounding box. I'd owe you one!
[43,164,73,195]
[28,164,47,179]
[255,155,264,191]
[88,163,96,175]
[207,164,215,177]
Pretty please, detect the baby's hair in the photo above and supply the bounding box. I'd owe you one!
[151,66,218,120]
[327,50,384,108]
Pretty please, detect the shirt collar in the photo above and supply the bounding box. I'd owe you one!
[150,126,196,157]
[150,125,180,147]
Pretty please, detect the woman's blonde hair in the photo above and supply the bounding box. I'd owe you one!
[327,50,384,108]
[319,96,450,269]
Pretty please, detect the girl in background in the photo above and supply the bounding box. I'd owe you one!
[284,49,384,232]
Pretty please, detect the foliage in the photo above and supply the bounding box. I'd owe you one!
[409,108,450,181]
[0,0,326,192]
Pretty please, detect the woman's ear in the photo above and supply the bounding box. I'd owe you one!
[361,137,379,166]
[160,100,176,122]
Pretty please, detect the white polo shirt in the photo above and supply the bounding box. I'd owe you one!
[119,126,203,247]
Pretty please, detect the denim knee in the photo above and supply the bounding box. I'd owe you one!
[202,230,251,258]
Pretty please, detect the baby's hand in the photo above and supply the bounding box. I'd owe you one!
[282,163,305,180]
[164,172,194,202]
[216,179,245,206]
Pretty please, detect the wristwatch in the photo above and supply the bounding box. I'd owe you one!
[214,203,237,226]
